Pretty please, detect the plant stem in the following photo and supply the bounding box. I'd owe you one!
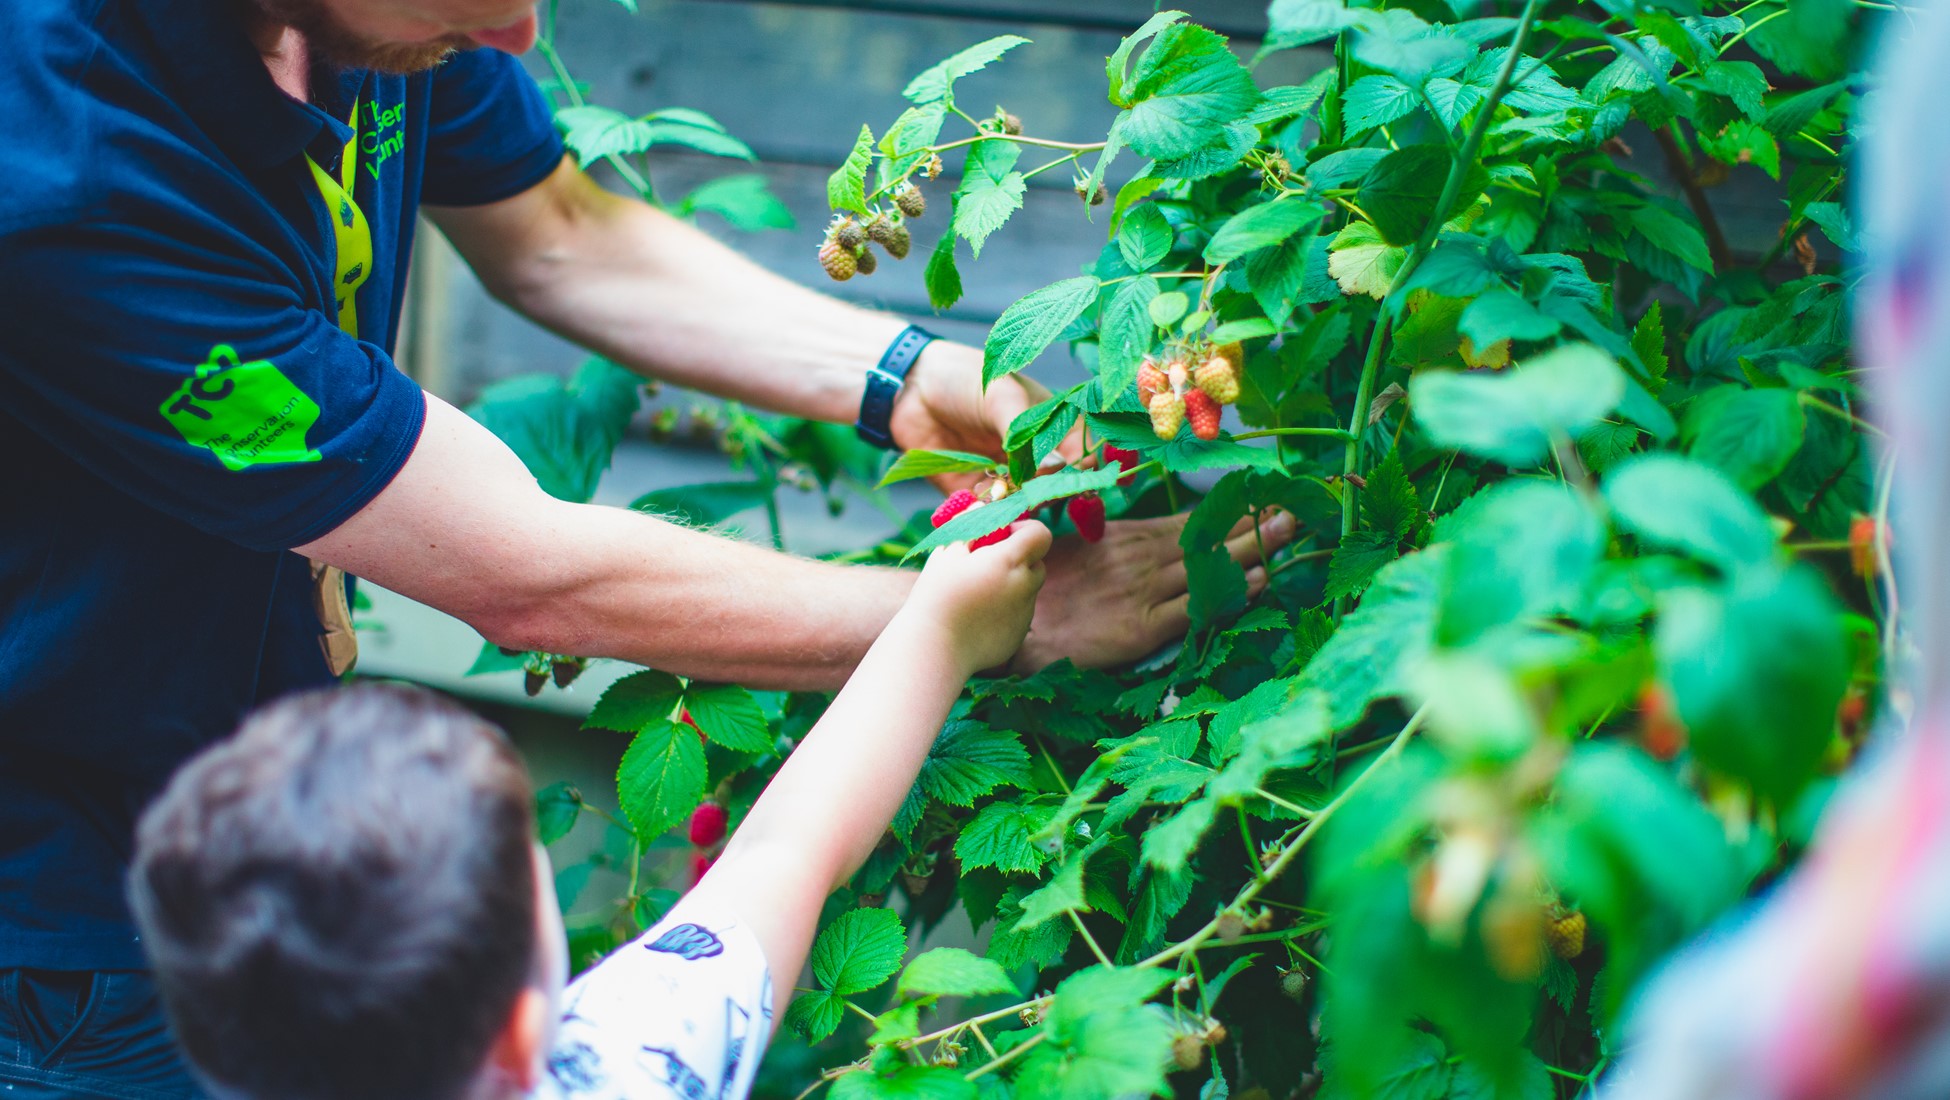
[1234,426,1356,442]
[533,36,660,204]
[1070,910,1115,967]
[965,1033,1047,1081]
[1140,706,1427,969]
[1800,393,1887,438]
[933,134,1109,155]
[1654,125,1731,269]
[845,1001,881,1027]
[1335,0,1546,617]
[1022,151,1083,182]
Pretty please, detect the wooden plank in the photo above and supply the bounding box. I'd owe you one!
[539,0,1329,168]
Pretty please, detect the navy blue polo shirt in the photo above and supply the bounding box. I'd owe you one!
[0,0,565,969]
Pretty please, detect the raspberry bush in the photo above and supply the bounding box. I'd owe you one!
[485,1,1881,1096]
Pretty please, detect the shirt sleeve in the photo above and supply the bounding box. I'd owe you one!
[539,902,775,1100]
[420,48,567,206]
[0,218,425,552]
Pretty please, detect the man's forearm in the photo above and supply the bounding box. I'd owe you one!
[301,396,914,691]
[426,160,935,425]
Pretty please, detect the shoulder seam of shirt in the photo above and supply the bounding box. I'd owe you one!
[0,3,110,233]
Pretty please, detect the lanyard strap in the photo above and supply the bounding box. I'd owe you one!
[305,102,373,341]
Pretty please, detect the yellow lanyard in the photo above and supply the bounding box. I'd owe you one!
[305,102,373,340]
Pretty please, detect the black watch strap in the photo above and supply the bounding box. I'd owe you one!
[855,324,937,449]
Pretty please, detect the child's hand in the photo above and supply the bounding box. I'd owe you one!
[904,520,1052,676]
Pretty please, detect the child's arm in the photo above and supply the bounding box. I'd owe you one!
[686,520,1053,1013]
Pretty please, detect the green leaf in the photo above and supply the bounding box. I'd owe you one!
[1410,343,1626,466]
[680,683,771,752]
[1203,200,1325,264]
[1359,145,1490,247]
[1300,545,1446,728]
[1657,565,1848,803]
[982,277,1100,388]
[1209,318,1279,344]
[1458,288,1562,346]
[1746,0,1850,80]
[585,669,684,733]
[1763,80,1845,138]
[1631,302,1669,387]
[813,907,909,995]
[1700,60,1769,121]
[877,449,997,488]
[1629,203,1714,272]
[1318,1028,1451,1100]
[1325,529,1401,601]
[1100,276,1162,397]
[630,480,774,527]
[828,125,875,215]
[784,990,847,1043]
[1018,967,1175,1100]
[917,720,1033,807]
[1405,237,1503,299]
[903,35,1032,104]
[1266,0,1363,47]
[833,1065,976,1100]
[1245,232,1312,324]
[1602,454,1776,572]
[897,947,1016,999]
[634,110,755,160]
[1435,480,1605,644]
[465,641,526,677]
[470,358,642,503]
[555,105,656,162]
[1014,852,1091,928]
[1118,204,1175,271]
[955,799,1059,874]
[1362,449,1423,539]
[617,718,707,839]
[903,466,1123,562]
[680,174,795,233]
[1682,386,1807,490]
[1328,221,1406,299]
[1342,74,1419,136]
[1120,24,1262,161]
[1107,11,1189,106]
[924,231,964,310]
[1803,201,1858,252]
[1148,290,1191,329]
[535,782,580,846]
[953,170,1027,258]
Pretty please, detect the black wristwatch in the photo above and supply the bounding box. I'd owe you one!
[855,324,937,449]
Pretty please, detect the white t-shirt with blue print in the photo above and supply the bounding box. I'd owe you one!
[537,904,774,1100]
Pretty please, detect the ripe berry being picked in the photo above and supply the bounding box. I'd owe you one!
[1067,492,1106,542]
[1185,388,1222,441]
[689,802,729,847]
[1103,445,1142,485]
[932,489,979,528]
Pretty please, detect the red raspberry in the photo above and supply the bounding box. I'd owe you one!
[932,489,979,528]
[1136,359,1168,408]
[679,708,703,742]
[969,511,1028,549]
[1103,445,1142,486]
[1067,493,1106,542]
[691,852,715,884]
[689,802,729,847]
[1185,389,1222,441]
[1637,683,1685,761]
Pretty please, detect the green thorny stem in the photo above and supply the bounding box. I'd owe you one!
[813,706,1429,1093]
[1335,0,1549,617]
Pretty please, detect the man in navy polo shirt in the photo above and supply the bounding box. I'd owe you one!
[0,0,1297,1095]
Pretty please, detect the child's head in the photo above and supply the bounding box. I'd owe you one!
[128,683,567,1100]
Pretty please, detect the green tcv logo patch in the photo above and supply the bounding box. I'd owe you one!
[160,345,322,471]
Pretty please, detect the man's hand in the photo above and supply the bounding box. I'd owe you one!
[889,342,1084,492]
[1014,510,1299,672]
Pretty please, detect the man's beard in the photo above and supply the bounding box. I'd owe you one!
[249,0,475,74]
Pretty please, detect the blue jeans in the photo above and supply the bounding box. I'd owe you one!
[0,970,203,1099]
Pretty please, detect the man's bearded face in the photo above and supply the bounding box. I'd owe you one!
[251,0,480,74]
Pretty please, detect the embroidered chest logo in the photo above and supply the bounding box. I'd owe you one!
[159,345,322,471]
[361,99,406,180]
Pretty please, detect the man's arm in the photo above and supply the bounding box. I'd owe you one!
[424,158,1032,469]
[297,394,912,690]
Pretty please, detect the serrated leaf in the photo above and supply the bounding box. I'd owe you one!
[1018,967,1174,1100]
[1267,0,1363,47]
[833,1065,977,1100]
[898,947,1016,999]
[1328,221,1406,299]
[903,466,1123,562]
[953,170,1027,258]
[924,230,963,310]
[680,683,772,752]
[1603,453,1776,571]
[784,990,847,1042]
[1014,852,1090,928]
[1359,144,1489,247]
[1100,276,1162,397]
[813,907,909,995]
[680,174,795,233]
[555,105,656,162]
[1681,386,1806,490]
[1362,450,1422,538]
[1410,343,1626,467]
[982,277,1100,389]
[1631,302,1668,387]
[617,718,707,839]
[1118,204,1175,271]
[1108,11,1189,105]
[585,669,684,732]
[1121,24,1262,161]
[828,125,875,215]
[955,800,1059,874]
[918,720,1033,807]
[535,781,580,846]
[1423,77,1486,131]
[1325,529,1401,601]
[471,358,643,503]
[1204,200,1325,264]
[1630,203,1713,272]
[904,35,1032,104]
[1343,74,1420,137]
[1458,288,1562,347]
[878,449,997,488]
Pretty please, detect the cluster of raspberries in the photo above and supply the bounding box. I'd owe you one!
[818,171,935,282]
[1138,342,1242,442]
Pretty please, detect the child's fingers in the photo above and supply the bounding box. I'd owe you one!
[995,519,1053,565]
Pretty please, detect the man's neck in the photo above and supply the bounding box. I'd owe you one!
[239,6,310,101]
